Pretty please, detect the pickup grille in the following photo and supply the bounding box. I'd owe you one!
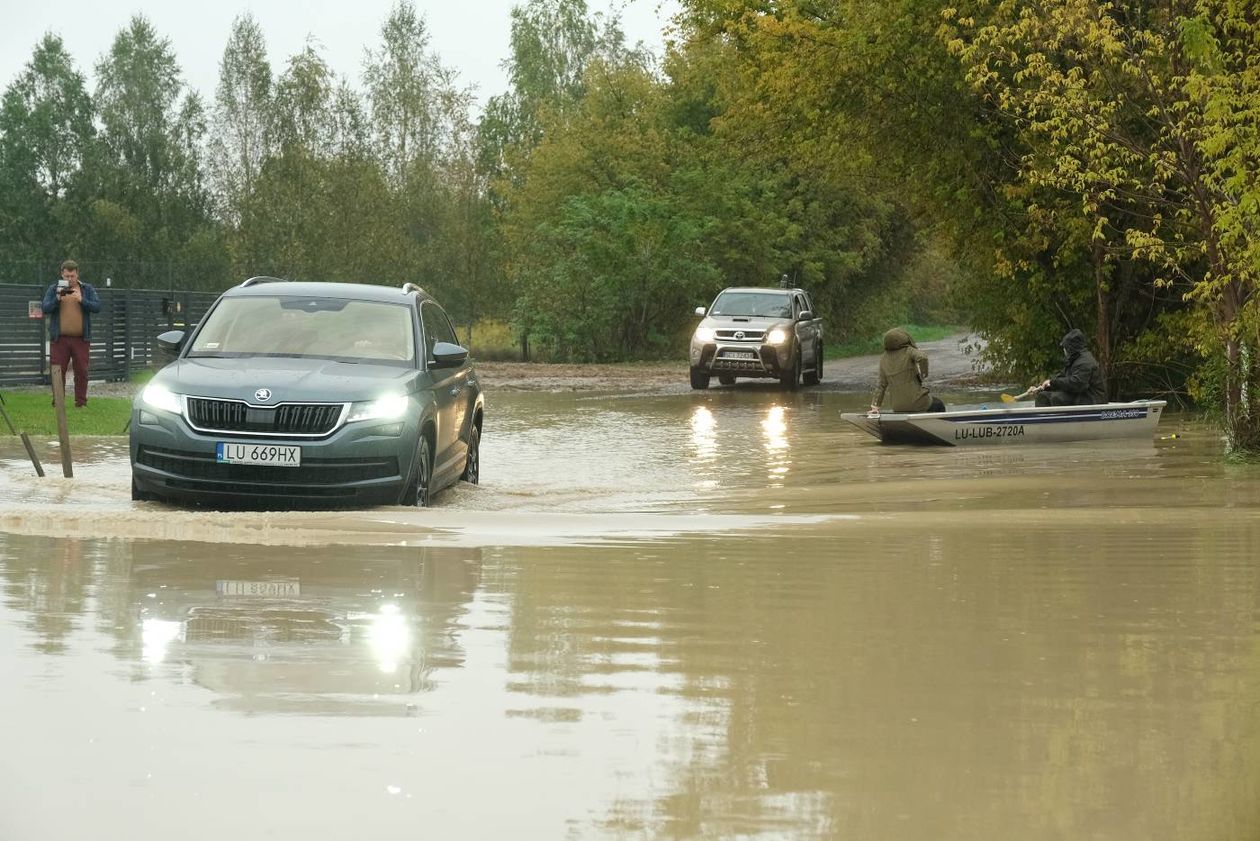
[186,397,343,436]
[715,329,765,341]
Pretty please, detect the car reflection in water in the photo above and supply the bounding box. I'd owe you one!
[125,542,482,715]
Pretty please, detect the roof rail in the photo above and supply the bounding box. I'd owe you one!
[241,276,286,287]
[401,283,426,296]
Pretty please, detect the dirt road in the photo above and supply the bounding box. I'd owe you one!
[478,332,988,393]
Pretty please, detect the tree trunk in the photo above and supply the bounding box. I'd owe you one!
[1092,243,1112,398]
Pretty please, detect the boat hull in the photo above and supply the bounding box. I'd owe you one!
[840,401,1167,446]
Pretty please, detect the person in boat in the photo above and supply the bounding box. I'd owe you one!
[869,327,946,415]
[1033,328,1107,406]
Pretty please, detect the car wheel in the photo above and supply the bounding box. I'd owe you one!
[402,436,434,507]
[461,425,480,484]
[718,375,736,386]
[803,342,822,386]
[779,350,801,389]
[690,367,710,390]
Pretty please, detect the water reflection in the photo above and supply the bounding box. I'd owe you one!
[0,536,483,713]
[761,404,790,486]
[3,517,1260,839]
[690,405,718,466]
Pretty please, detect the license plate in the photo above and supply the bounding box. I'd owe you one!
[725,351,756,359]
[216,442,301,466]
[216,580,301,598]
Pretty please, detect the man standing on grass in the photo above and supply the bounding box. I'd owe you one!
[41,259,101,408]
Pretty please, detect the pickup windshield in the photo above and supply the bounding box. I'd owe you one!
[189,296,416,365]
[709,291,792,318]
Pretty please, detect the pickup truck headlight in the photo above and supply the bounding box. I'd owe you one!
[141,383,183,414]
[346,393,410,423]
[694,327,715,343]
[766,328,789,345]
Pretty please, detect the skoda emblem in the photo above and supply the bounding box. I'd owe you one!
[735,331,745,340]
[254,388,272,402]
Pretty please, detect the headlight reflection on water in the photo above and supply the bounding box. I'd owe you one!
[141,618,183,665]
[690,406,718,469]
[762,405,791,485]
[368,604,411,674]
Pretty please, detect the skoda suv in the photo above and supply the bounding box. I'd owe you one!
[129,278,483,507]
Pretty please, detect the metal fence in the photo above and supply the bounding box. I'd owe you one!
[0,284,220,386]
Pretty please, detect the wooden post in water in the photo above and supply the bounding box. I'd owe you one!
[50,368,73,478]
[0,397,44,477]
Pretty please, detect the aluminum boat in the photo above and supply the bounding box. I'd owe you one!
[840,400,1167,446]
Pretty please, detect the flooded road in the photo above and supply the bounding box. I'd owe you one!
[2,385,1259,840]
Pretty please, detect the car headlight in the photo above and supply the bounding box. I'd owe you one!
[141,383,183,414]
[694,327,715,343]
[766,328,789,344]
[346,393,410,423]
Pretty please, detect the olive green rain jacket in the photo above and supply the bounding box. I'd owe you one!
[872,328,932,412]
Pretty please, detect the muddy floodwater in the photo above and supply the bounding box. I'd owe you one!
[2,383,1259,840]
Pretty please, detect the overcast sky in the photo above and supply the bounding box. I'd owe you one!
[0,0,679,114]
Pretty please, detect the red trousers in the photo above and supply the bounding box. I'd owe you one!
[50,336,91,407]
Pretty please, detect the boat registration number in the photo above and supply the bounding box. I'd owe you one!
[954,426,1025,441]
[216,442,302,466]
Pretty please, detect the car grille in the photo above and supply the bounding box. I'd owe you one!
[138,446,398,486]
[715,329,765,341]
[186,397,343,436]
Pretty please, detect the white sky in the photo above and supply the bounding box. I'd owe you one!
[0,0,680,114]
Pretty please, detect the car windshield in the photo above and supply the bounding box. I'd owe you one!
[709,291,792,318]
[188,296,415,365]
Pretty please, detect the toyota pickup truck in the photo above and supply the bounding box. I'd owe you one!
[688,286,823,389]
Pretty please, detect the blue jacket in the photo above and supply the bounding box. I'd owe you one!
[41,281,102,341]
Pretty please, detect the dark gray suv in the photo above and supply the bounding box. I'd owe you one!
[129,278,483,507]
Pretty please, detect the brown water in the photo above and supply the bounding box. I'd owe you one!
[2,387,1259,840]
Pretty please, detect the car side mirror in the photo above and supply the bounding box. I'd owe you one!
[156,330,186,356]
[431,341,469,368]
[694,306,706,317]
[798,310,813,322]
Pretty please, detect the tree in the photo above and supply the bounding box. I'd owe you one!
[945,0,1260,449]
[272,40,334,155]
[0,34,95,264]
[88,15,220,288]
[207,14,272,224]
[363,1,452,185]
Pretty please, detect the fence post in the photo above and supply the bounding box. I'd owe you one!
[51,368,73,478]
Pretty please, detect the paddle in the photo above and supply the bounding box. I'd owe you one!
[1000,385,1041,403]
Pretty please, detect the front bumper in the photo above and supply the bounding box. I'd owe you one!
[690,341,792,377]
[129,405,420,506]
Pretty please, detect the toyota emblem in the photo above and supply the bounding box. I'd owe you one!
[735,331,745,340]
[254,388,272,401]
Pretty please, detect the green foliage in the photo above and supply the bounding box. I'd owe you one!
[0,35,95,262]
[516,183,719,360]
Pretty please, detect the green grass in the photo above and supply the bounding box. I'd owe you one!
[0,391,133,436]
[826,324,963,360]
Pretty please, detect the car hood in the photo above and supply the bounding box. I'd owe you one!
[699,315,791,332]
[152,357,421,404]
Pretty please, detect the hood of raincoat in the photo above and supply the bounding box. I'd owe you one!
[883,327,916,352]
[1060,328,1088,360]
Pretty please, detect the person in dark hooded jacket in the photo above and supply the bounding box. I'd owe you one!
[869,327,946,415]
[1033,328,1107,406]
